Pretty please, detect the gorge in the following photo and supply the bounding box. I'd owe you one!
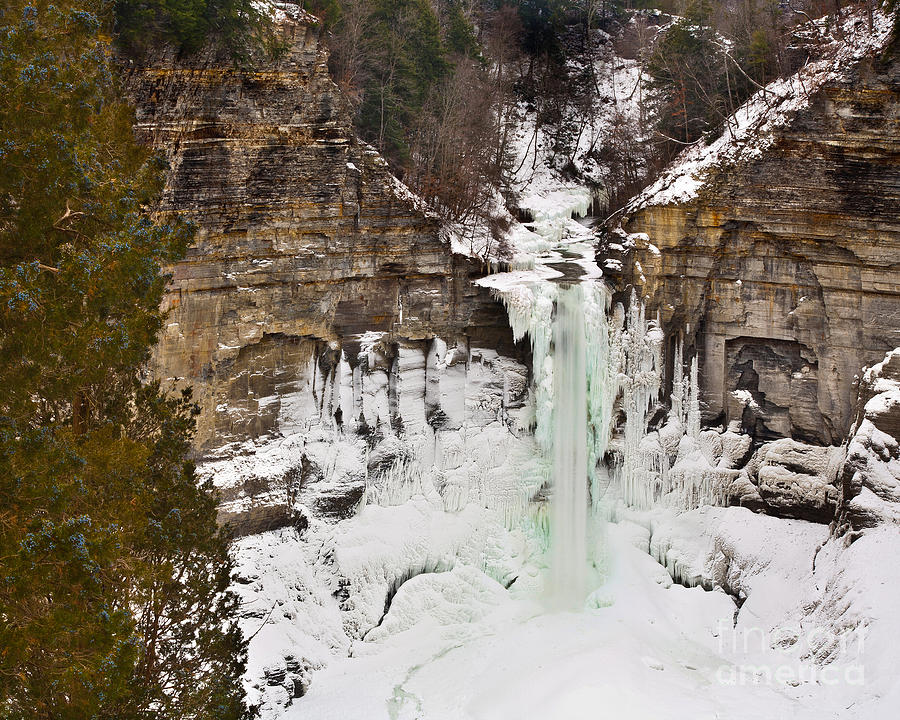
[130,4,900,719]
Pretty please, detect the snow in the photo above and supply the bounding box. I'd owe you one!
[862,348,900,396]
[363,566,509,643]
[453,29,649,269]
[732,388,759,409]
[278,515,897,720]
[212,12,900,718]
[254,0,319,25]
[232,492,540,714]
[841,348,900,526]
[222,330,900,718]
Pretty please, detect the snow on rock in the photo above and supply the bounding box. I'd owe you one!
[232,495,539,716]
[647,506,723,589]
[726,439,844,523]
[799,526,900,714]
[320,498,532,638]
[363,565,510,643]
[202,335,546,716]
[798,348,900,714]
[839,348,900,528]
[232,527,349,713]
[645,506,829,629]
[626,8,896,211]
[626,497,900,717]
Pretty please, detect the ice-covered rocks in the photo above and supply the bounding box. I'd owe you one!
[364,566,509,643]
[727,439,843,523]
[838,348,900,529]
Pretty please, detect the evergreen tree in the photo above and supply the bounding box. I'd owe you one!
[0,1,247,717]
[114,0,263,57]
[356,0,450,164]
[444,0,480,57]
[514,0,571,62]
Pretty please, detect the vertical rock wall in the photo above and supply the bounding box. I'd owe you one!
[604,36,900,444]
[124,5,521,452]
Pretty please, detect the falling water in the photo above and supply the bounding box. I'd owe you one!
[548,284,589,608]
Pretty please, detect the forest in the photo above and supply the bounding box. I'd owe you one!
[302,0,895,246]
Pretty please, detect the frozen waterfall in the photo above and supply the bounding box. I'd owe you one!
[548,284,589,607]
[478,188,725,606]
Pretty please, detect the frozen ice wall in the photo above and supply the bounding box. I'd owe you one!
[609,320,729,512]
[206,333,548,539]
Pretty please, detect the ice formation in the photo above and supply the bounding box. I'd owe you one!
[607,319,730,513]
[487,198,723,599]
[548,285,590,607]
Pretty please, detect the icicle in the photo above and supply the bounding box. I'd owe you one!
[671,336,684,426]
[687,355,701,441]
[610,305,726,512]
[613,290,665,509]
[492,283,558,454]
[583,283,620,516]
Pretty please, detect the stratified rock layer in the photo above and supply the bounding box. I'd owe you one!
[124,6,517,450]
[608,31,900,445]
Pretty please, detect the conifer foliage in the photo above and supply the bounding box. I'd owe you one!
[114,0,264,58]
[0,1,247,717]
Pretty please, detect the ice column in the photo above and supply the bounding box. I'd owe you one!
[493,283,557,452]
[549,285,589,607]
[616,291,664,508]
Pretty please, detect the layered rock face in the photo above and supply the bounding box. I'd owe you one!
[606,34,900,446]
[124,5,519,452]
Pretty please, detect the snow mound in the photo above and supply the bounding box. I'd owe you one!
[364,566,509,643]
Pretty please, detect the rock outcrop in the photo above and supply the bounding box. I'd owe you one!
[604,14,900,446]
[725,438,843,522]
[838,348,900,530]
[123,3,520,452]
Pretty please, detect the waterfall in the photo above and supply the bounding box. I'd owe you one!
[482,190,720,604]
[493,279,619,604]
[549,284,589,608]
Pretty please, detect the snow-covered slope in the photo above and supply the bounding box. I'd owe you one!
[626,9,896,210]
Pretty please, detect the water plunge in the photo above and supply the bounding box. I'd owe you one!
[548,284,589,608]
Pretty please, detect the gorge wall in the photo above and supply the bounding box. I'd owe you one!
[123,4,522,458]
[604,26,900,447]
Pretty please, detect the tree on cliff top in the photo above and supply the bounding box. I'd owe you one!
[113,0,264,57]
[0,1,247,716]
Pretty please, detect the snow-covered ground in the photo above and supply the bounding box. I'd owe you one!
[238,504,897,720]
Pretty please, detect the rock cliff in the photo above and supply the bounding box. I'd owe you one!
[123,4,520,453]
[603,15,900,446]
